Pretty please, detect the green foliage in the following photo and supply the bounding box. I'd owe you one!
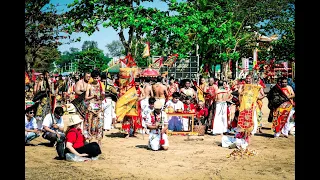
[144,0,240,64]
[59,0,294,73]
[105,40,125,57]
[55,45,111,73]
[77,48,110,72]
[63,0,169,56]
[226,0,295,60]
[82,40,99,51]
[25,0,64,71]
[262,3,295,61]
[27,46,61,72]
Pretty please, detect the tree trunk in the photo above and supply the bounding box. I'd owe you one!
[212,64,215,78]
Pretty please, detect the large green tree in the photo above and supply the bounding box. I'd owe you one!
[76,48,111,73]
[261,2,295,61]
[141,0,240,79]
[25,0,64,71]
[62,0,169,60]
[224,0,295,60]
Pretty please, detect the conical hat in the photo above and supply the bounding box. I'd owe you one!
[66,114,83,127]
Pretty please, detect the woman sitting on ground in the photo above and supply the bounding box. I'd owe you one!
[64,115,102,158]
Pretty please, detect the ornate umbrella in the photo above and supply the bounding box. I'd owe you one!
[140,67,160,77]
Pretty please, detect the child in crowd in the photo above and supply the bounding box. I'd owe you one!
[165,92,184,131]
[182,96,196,131]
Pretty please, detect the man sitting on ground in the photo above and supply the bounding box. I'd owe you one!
[42,106,65,147]
[25,107,40,144]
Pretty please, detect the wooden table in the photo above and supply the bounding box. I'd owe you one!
[166,112,198,136]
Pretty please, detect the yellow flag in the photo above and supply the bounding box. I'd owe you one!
[126,100,139,117]
[142,42,150,58]
[239,84,261,111]
[115,87,138,122]
[195,85,204,102]
[237,84,261,132]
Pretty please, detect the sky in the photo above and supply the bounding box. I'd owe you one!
[48,0,172,55]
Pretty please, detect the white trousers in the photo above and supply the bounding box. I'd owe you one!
[251,110,258,135]
[212,102,228,134]
[274,108,295,137]
[148,131,169,151]
[221,135,248,149]
[182,118,189,131]
[103,116,112,130]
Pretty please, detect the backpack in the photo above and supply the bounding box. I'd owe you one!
[56,129,78,160]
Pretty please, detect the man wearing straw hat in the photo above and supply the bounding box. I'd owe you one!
[64,114,102,159]
[145,100,169,151]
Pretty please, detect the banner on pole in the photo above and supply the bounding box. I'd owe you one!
[242,58,249,71]
[292,62,295,80]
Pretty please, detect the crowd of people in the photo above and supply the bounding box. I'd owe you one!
[25,68,295,160]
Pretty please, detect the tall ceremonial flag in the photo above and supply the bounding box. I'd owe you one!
[237,84,261,132]
[25,72,30,84]
[142,42,150,58]
[253,48,258,68]
[195,85,205,102]
[115,87,138,122]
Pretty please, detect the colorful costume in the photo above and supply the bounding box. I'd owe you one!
[84,83,104,141]
[237,84,261,134]
[146,111,169,151]
[121,87,142,136]
[268,84,294,137]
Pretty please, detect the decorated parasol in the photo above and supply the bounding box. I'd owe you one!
[140,67,160,77]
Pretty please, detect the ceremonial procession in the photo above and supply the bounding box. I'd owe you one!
[25,0,295,179]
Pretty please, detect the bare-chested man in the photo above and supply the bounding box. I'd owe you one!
[211,80,232,135]
[71,71,91,130]
[153,76,168,107]
[180,79,197,103]
[205,77,218,107]
[141,77,154,111]
[74,72,91,99]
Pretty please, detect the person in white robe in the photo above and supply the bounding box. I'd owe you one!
[101,95,116,131]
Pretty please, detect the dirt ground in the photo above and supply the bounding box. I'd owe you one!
[25,98,295,180]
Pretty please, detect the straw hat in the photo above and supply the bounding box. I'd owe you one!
[154,100,163,109]
[66,114,83,127]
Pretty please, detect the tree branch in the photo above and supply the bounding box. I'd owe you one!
[118,28,128,52]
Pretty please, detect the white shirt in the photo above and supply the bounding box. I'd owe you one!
[25,116,37,130]
[146,111,168,126]
[165,100,184,111]
[42,113,64,132]
[142,106,154,119]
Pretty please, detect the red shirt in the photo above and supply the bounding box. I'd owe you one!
[183,103,196,118]
[66,128,85,149]
[196,107,208,119]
